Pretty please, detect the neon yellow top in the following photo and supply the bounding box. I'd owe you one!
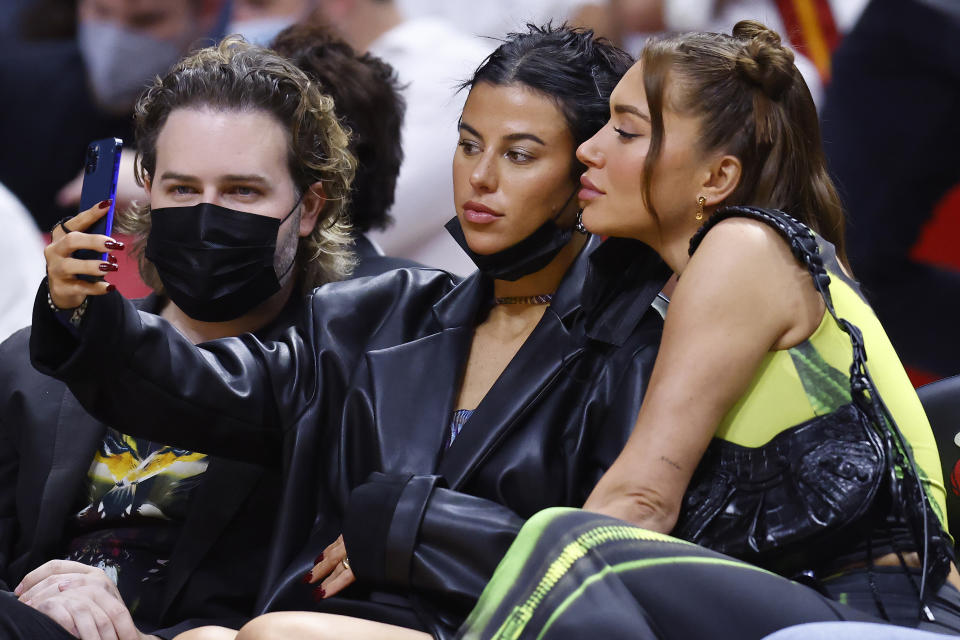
[714,239,948,530]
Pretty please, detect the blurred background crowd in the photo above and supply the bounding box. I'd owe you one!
[1,0,957,384]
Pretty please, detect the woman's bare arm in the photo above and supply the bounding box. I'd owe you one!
[584,218,824,531]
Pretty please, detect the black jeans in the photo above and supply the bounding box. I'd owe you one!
[820,0,960,376]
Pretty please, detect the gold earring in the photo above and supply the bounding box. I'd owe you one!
[695,196,706,221]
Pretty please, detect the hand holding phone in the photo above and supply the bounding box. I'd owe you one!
[75,137,122,273]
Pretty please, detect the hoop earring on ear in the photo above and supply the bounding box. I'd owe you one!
[695,196,706,221]
[575,209,588,234]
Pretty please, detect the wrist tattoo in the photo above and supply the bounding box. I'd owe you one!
[659,455,682,471]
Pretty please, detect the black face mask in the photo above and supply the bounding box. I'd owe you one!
[444,190,580,281]
[145,200,299,322]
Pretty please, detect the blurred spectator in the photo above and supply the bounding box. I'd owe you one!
[821,0,960,378]
[271,24,426,276]
[0,182,45,342]
[611,0,874,108]
[0,0,229,231]
[398,0,607,38]
[228,0,316,46]
[313,0,490,275]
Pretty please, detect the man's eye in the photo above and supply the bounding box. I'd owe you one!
[231,186,260,196]
[171,185,196,195]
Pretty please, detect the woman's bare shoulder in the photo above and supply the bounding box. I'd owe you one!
[677,217,823,349]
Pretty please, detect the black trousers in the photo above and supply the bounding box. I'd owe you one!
[0,591,76,640]
[820,0,960,376]
[458,509,960,640]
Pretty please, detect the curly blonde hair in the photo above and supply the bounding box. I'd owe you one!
[116,36,356,293]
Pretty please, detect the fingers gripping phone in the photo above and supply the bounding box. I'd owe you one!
[75,138,122,278]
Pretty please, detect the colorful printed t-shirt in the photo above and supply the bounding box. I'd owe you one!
[66,428,209,621]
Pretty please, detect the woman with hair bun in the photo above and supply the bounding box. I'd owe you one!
[459,21,960,639]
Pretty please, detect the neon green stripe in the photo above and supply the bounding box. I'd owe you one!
[488,523,700,640]
[535,557,773,640]
[463,508,578,634]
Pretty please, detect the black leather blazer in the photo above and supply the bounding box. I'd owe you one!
[31,237,670,639]
[0,296,290,639]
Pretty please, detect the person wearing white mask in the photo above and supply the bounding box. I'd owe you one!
[77,0,230,114]
[46,0,233,239]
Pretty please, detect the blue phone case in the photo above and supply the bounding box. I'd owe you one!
[75,137,122,269]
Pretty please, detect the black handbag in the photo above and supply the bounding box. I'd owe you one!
[673,205,952,606]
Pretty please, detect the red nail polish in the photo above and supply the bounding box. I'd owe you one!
[98,263,118,272]
[106,284,116,293]
[98,200,111,210]
[302,571,312,584]
[107,255,118,264]
[315,553,324,564]
[312,586,326,602]
[104,240,125,250]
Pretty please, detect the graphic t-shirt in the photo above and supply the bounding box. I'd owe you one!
[66,428,209,621]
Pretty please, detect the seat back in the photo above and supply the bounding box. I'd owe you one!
[918,374,960,545]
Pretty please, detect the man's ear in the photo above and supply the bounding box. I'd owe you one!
[143,175,152,203]
[299,182,327,237]
[700,154,742,208]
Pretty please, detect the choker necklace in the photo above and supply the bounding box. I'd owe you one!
[494,294,554,305]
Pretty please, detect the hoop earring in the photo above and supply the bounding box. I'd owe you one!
[695,196,706,221]
[574,209,588,234]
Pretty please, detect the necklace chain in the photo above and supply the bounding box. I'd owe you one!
[494,294,554,305]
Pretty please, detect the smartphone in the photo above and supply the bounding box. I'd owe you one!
[75,137,122,272]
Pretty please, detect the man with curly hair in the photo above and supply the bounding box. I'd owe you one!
[0,37,358,640]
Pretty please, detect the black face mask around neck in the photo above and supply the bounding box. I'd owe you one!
[145,199,300,322]
[445,189,582,281]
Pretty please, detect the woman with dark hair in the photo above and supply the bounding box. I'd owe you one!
[33,25,670,640]
[458,21,960,640]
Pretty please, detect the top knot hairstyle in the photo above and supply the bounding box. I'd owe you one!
[640,20,847,262]
[462,23,634,178]
[733,21,795,101]
[119,36,357,292]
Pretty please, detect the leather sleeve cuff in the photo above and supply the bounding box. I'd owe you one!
[30,279,125,379]
[343,472,442,588]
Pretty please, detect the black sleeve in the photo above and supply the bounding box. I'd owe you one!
[343,473,524,610]
[28,270,456,464]
[30,283,293,462]
[0,411,16,592]
[0,331,26,591]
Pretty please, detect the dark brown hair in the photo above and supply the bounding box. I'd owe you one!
[639,21,847,262]
[462,23,634,180]
[270,23,405,234]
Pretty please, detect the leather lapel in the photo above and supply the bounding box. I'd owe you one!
[364,327,474,475]
[438,309,584,490]
[160,458,264,616]
[31,391,105,563]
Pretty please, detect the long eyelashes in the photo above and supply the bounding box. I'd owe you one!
[613,127,642,140]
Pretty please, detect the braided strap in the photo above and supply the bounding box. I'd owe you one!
[689,205,952,609]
